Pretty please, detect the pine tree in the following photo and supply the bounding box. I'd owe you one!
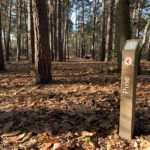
[0,2,5,71]
[32,0,52,84]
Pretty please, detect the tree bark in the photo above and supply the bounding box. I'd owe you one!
[28,0,35,63]
[0,3,5,70]
[132,0,142,38]
[138,15,150,74]
[81,0,85,58]
[147,35,150,61]
[115,0,131,73]
[100,0,106,61]
[75,4,78,57]
[57,0,63,61]
[16,0,22,61]
[62,1,68,62]
[3,29,7,54]
[6,0,12,61]
[92,0,97,60]
[32,0,52,84]
[105,0,114,61]
[54,0,58,61]
[50,0,54,61]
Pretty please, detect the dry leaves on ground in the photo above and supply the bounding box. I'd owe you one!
[0,60,149,149]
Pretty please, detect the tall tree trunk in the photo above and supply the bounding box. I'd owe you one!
[100,0,106,61]
[50,0,54,61]
[92,0,97,60]
[32,0,52,84]
[132,0,142,38]
[0,3,5,70]
[75,5,78,57]
[57,0,63,61]
[81,0,85,58]
[6,0,12,61]
[16,0,22,61]
[62,0,66,61]
[67,28,69,59]
[63,18,67,61]
[21,1,25,56]
[115,0,131,73]
[24,0,28,59]
[3,29,7,53]
[28,0,35,63]
[22,1,28,57]
[54,0,58,61]
[105,0,114,61]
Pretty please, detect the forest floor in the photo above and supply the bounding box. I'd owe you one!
[0,59,150,150]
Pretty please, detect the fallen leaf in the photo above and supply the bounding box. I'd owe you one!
[85,145,95,150]
[16,132,32,143]
[18,137,37,149]
[3,133,26,144]
[87,87,98,94]
[1,130,21,137]
[133,141,139,148]
[40,143,53,150]
[27,99,39,108]
[81,131,94,138]
[53,142,61,150]
[140,140,150,149]
[37,133,49,143]
[107,143,113,150]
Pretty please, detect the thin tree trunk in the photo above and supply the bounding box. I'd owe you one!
[100,0,106,61]
[22,1,28,57]
[63,20,67,61]
[147,35,150,61]
[75,5,78,57]
[16,0,22,61]
[54,0,58,61]
[105,0,114,61]
[3,29,7,53]
[81,0,85,58]
[62,0,66,61]
[21,4,25,57]
[132,0,142,38]
[50,0,54,61]
[0,3,5,70]
[28,0,35,63]
[24,0,28,59]
[57,0,63,61]
[92,0,97,59]
[6,0,12,61]
[67,31,69,60]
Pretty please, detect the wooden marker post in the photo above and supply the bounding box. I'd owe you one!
[119,39,140,140]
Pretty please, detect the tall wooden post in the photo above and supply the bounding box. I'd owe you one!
[119,39,139,140]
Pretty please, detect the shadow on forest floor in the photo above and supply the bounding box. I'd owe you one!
[0,60,149,149]
[0,100,149,137]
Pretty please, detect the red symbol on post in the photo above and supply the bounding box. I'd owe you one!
[124,57,133,66]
